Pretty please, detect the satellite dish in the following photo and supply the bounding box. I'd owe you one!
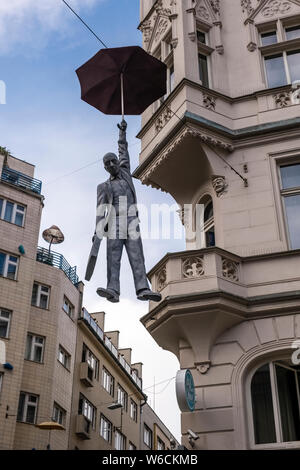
[42,225,64,255]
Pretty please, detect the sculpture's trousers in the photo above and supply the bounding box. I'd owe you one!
[106,220,150,295]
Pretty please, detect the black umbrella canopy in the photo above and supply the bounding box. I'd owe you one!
[76,46,167,116]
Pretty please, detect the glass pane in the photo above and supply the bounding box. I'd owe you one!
[0,253,5,276]
[287,50,300,83]
[284,195,300,249]
[205,228,215,247]
[31,284,38,305]
[0,319,8,338]
[17,393,25,421]
[6,263,16,280]
[265,54,287,88]
[261,31,277,46]
[4,201,13,223]
[170,66,175,93]
[198,54,209,87]
[286,26,300,40]
[204,201,213,222]
[197,31,206,44]
[280,164,300,189]
[0,198,3,217]
[275,364,300,442]
[25,335,32,360]
[34,345,43,362]
[26,404,36,423]
[40,294,48,309]
[15,212,24,227]
[251,364,277,444]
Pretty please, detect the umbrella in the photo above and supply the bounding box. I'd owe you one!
[42,225,64,256]
[76,46,167,119]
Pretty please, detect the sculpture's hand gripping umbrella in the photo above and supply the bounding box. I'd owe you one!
[76,46,167,119]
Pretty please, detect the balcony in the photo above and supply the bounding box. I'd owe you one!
[1,167,42,195]
[81,307,143,391]
[36,247,79,286]
[141,247,300,369]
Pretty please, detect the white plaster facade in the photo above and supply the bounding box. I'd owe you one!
[138,0,300,449]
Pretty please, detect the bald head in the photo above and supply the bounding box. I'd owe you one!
[103,152,120,177]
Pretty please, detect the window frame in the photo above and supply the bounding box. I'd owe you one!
[82,343,99,380]
[0,197,26,227]
[100,414,113,444]
[278,159,300,250]
[246,356,300,449]
[143,423,153,449]
[31,282,50,310]
[0,251,19,280]
[115,429,126,450]
[17,392,39,424]
[25,333,45,363]
[117,384,128,412]
[78,393,96,429]
[0,372,3,395]
[0,308,12,339]
[62,296,74,319]
[130,399,138,422]
[102,367,115,397]
[58,345,71,370]
[52,402,66,427]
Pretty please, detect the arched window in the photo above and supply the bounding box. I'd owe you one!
[250,361,300,445]
[197,196,215,248]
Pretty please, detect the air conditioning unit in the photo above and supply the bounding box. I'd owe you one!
[80,362,94,387]
[75,415,91,440]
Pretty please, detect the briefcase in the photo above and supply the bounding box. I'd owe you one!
[85,236,102,281]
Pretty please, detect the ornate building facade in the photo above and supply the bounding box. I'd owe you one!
[137,0,300,449]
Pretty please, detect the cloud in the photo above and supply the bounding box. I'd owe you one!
[0,0,102,55]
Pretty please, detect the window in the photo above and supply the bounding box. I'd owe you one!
[130,399,137,422]
[31,283,50,309]
[144,424,153,448]
[102,367,115,396]
[0,252,18,280]
[78,394,96,429]
[63,296,74,318]
[17,392,39,424]
[250,361,300,445]
[197,30,206,44]
[52,403,66,426]
[198,53,209,87]
[279,162,300,249]
[129,442,136,450]
[285,25,300,41]
[157,436,166,450]
[58,345,71,370]
[0,198,26,227]
[25,334,45,363]
[100,414,112,443]
[82,344,99,380]
[115,430,126,450]
[197,196,215,248]
[0,309,11,338]
[0,373,3,394]
[261,31,277,46]
[117,385,128,411]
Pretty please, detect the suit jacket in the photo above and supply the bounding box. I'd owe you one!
[95,128,137,240]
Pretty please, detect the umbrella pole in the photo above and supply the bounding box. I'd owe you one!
[120,73,124,121]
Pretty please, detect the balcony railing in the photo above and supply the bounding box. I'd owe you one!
[36,247,79,286]
[81,307,142,390]
[1,167,42,195]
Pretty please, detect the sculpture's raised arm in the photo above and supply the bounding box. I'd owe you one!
[117,119,130,172]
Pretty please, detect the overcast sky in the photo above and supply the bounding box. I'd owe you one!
[0,0,186,440]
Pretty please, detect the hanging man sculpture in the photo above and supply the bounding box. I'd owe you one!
[85,120,161,304]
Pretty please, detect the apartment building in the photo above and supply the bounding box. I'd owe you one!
[141,403,179,450]
[137,0,300,449]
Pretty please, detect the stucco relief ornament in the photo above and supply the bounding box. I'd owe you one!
[241,0,255,15]
[211,175,228,197]
[261,0,292,17]
[156,265,167,291]
[140,20,153,44]
[222,258,240,282]
[195,1,210,20]
[155,0,172,16]
[154,18,169,41]
[274,91,291,108]
[203,93,216,110]
[210,0,220,15]
[182,256,205,278]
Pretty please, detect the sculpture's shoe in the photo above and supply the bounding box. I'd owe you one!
[137,289,162,302]
[96,287,119,303]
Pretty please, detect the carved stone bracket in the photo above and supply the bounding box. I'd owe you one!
[195,361,211,374]
[211,175,228,197]
[140,126,234,189]
[222,258,240,282]
[182,256,205,278]
[156,265,167,291]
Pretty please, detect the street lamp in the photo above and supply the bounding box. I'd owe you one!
[107,402,123,432]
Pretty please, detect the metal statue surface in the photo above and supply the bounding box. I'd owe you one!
[85,120,161,304]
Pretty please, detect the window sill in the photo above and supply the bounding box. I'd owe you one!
[0,275,17,282]
[198,43,214,56]
[0,218,25,229]
[62,308,75,322]
[24,359,44,365]
[259,37,300,55]
[31,305,50,311]
[16,420,36,426]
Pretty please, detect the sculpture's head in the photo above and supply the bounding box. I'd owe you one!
[103,153,120,177]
